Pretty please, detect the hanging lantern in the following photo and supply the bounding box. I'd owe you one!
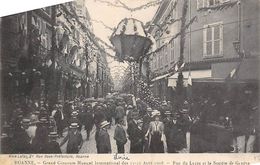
[110,18,152,62]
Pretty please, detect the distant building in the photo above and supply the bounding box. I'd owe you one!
[148,0,259,100]
[0,0,113,121]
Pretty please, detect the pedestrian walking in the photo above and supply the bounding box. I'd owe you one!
[83,103,94,140]
[42,132,61,153]
[12,118,31,153]
[163,111,172,152]
[97,121,112,153]
[145,110,165,153]
[167,113,182,153]
[52,104,64,137]
[31,118,49,153]
[70,111,82,131]
[105,101,113,125]
[114,118,127,153]
[127,111,144,153]
[60,123,83,154]
[115,102,125,124]
[142,107,152,152]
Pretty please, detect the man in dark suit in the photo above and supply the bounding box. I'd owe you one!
[31,118,49,153]
[97,121,111,153]
[127,111,144,153]
[115,102,125,124]
[60,123,83,153]
[83,103,94,140]
[43,132,61,153]
[13,118,31,153]
[114,118,127,153]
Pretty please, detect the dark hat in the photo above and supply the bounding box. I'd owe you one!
[118,118,124,123]
[162,101,167,105]
[131,111,140,119]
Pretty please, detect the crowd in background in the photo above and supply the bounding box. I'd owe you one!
[1,90,259,154]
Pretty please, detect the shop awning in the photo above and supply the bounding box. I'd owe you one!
[168,70,212,87]
[151,73,170,82]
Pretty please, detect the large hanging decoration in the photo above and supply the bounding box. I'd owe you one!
[110,18,152,62]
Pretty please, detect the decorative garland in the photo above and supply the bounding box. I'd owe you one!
[198,0,238,12]
[94,0,162,12]
[91,19,115,31]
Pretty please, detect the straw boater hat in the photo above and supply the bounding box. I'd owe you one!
[165,111,172,115]
[33,110,40,115]
[39,118,48,124]
[70,123,79,128]
[127,105,133,109]
[21,118,30,125]
[100,120,110,128]
[71,111,79,116]
[151,110,161,118]
[1,133,8,138]
[146,107,153,112]
[48,132,58,138]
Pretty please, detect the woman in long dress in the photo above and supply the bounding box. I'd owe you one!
[145,110,165,153]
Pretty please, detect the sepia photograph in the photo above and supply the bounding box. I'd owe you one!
[0,0,259,154]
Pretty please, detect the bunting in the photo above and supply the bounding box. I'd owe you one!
[94,0,162,12]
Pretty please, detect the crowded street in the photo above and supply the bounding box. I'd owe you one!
[58,119,131,154]
[1,0,259,154]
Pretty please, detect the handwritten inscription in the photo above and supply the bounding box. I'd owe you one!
[113,153,130,161]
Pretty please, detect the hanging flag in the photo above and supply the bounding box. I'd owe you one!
[226,61,243,80]
[46,59,52,67]
[179,62,185,70]
[54,62,58,69]
[187,74,192,86]
[230,68,236,78]
[75,82,81,88]
[174,63,178,72]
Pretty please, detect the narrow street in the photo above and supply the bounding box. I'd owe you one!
[0,0,259,155]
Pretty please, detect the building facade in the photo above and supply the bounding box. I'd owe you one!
[148,0,259,101]
[1,0,112,121]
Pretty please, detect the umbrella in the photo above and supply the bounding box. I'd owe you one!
[110,18,152,62]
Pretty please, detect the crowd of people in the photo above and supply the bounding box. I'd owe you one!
[1,91,258,154]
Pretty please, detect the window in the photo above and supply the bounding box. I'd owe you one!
[197,0,230,9]
[203,22,223,57]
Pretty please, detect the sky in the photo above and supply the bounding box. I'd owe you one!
[84,0,159,84]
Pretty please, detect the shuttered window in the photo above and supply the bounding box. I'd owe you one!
[203,22,223,57]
